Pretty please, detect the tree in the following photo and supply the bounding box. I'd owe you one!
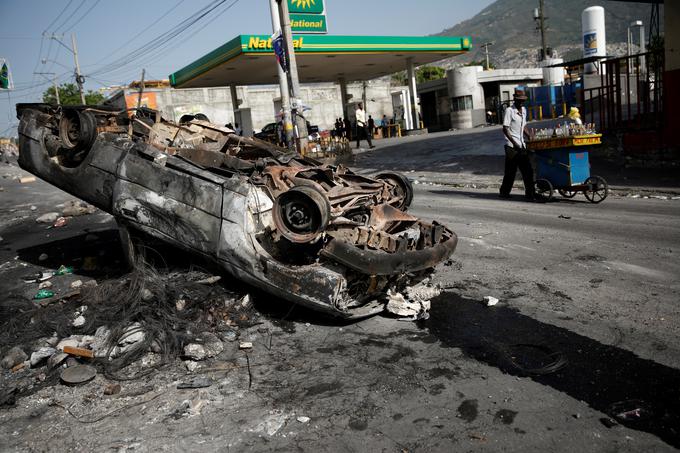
[42,83,105,105]
[391,65,446,86]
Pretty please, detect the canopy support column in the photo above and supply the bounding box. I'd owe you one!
[406,57,419,130]
[339,77,348,119]
[230,85,239,127]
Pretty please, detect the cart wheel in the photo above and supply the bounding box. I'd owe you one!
[558,189,578,198]
[583,176,609,203]
[534,179,554,202]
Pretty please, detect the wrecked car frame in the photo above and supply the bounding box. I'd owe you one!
[16,104,457,318]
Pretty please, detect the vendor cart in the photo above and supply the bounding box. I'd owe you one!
[527,134,608,203]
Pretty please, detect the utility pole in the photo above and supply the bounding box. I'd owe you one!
[277,0,308,153]
[269,0,294,148]
[47,33,86,104]
[136,69,146,110]
[534,0,548,61]
[34,72,59,105]
[71,34,85,104]
[481,42,493,70]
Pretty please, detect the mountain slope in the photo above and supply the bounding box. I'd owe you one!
[437,0,662,67]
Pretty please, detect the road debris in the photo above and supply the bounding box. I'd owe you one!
[29,347,56,367]
[196,275,221,284]
[18,176,35,184]
[484,296,499,306]
[177,377,213,389]
[239,342,253,350]
[558,214,571,220]
[62,199,96,217]
[52,216,68,228]
[60,364,96,385]
[35,212,59,224]
[103,383,122,395]
[62,346,95,359]
[34,289,54,300]
[1,346,28,369]
[297,416,311,423]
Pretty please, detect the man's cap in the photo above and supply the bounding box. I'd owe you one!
[513,89,528,100]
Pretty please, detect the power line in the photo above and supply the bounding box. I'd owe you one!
[89,0,231,77]
[43,0,75,33]
[87,0,185,67]
[53,0,86,34]
[62,0,101,33]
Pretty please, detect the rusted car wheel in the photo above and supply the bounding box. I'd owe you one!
[273,185,331,243]
[58,109,97,166]
[376,172,414,211]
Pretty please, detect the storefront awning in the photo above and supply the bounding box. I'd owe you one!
[169,34,471,88]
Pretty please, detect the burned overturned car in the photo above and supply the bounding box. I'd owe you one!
[16,104,457,318]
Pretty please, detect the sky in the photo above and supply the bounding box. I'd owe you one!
[0,0,494,136]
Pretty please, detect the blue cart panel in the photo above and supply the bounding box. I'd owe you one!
[536,149,591,188]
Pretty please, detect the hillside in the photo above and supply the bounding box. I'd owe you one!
[436,0,663,68]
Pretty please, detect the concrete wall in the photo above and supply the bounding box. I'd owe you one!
[143,81,400,133]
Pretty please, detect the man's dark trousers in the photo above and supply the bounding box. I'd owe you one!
[500,145,535,199]
[356,125,373,148]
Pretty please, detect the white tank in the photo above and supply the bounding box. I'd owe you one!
[582,6,607,74]
[542,58,565,85]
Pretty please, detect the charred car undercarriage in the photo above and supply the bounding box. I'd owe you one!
[16,104,458,318]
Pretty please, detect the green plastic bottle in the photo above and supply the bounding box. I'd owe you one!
[34,289,55,299]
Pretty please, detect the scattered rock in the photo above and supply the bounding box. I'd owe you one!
[222,331,237,342]
[62,200,96,217]
[38,281,53,289]
[70,280,83,289]
[30,205,37,211]
[48,352,68,369]
[38,253,48,262]
[183,332,223,360]
[185,360,200,372]
[36,212,59,224]
[297,416,311,423]
[239,342,253,350]
[141,288,154,301]
[2,346,28,369]
[484,296,499,306]
[72,316,86,327]
[103,383,121,395]
[30,347,56,367]
[176,299,186,311]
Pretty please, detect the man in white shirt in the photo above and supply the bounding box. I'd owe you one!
[499,89,534,200]
[355,103,375,149]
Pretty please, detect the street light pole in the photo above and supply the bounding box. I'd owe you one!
[277,0,308,153]
[481,42,493,70]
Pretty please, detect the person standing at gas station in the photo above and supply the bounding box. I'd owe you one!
[355,103,375,149]
[499,89,534,200]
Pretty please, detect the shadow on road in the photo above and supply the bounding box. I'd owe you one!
[423,293,680,448]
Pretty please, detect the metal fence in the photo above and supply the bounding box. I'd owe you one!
[581,51,664,133]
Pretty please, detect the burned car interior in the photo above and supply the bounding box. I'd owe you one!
[16,104,458,319]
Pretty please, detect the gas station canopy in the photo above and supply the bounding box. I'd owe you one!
[169,35,471,88]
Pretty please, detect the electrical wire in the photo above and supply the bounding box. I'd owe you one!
[42,0,75,34]
[62,0,101,33]
[89,0,231,77]
[53,0,86,34]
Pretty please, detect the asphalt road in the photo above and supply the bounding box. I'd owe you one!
[1,127,680,451]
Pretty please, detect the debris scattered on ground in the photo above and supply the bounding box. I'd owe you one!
[63,346,95,359]
[61,200,97,217]
[38,253,48,262]
[183,332,224,360]
[484,296,499,306]
[297,416,311,423]
[558,214,571,220]
[55,265,74,275]
[170,394,207,418]
[385,281,437,320]
[34,289,54,300]
[60,364,96,385]
[30,347,56,367]
[103,383,122,395]
[239,342,253,350]
[18,176,36,184]
[36,212,59,224]
[70,280,83,289]
[196,275,221,284]
[177,376,212,389]
[600,417,620,428]
[38,281,52,289]
[52,216,68,228]
[1,346,28,369]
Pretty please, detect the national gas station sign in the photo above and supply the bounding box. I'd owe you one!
[288,0,327,34]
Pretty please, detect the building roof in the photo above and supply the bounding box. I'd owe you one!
[169,34,471,88]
